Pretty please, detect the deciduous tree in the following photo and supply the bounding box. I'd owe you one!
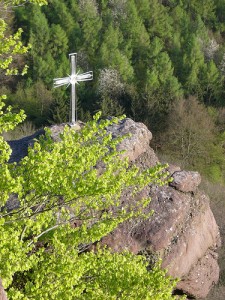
[0,106,178,299]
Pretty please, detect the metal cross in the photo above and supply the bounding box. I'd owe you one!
[53,53,93,124]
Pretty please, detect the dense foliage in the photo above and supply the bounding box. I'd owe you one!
[8,0,225,114]
[2,0,225,182]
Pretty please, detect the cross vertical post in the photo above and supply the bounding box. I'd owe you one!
[53,53,93,124]
[70,53,76,124]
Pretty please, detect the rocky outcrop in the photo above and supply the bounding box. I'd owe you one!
[7,118,221,299]
[102,118,221,299]
[170,170,201,193]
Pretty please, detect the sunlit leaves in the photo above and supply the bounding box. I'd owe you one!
[0,19,30,75]
[0,106,177,299]
[12,0,48,5]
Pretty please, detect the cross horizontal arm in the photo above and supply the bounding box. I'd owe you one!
[53,76,70,88]
[76,71,93,82]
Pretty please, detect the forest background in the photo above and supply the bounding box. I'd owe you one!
[2,0,225,183]
[2,0,225,299]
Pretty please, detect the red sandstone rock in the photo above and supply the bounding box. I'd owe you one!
[0,280,7,300]
[107,118,153,162]
[170,170,201,193]
[102,118,221,299]
[177,249,220,298]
